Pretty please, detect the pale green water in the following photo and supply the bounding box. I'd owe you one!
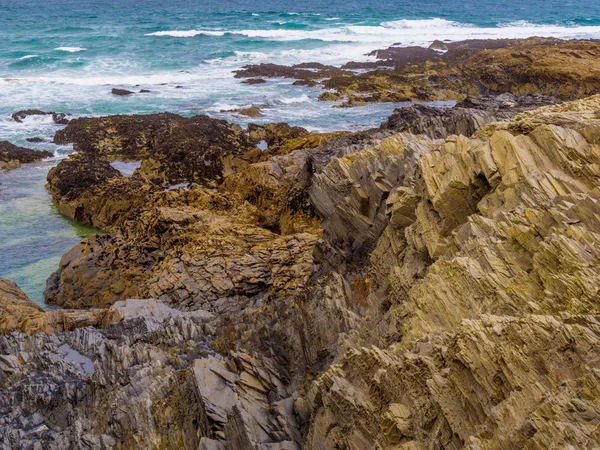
[0,159,97,307]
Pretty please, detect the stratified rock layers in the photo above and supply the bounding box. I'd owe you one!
[2,93,600,449]
[305,96,600,449]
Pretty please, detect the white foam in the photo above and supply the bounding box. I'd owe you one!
[278,94,311,104]
[18,55,39,60]
[157,19,600,48]
[54,47,87,52]
[145,29,225,37]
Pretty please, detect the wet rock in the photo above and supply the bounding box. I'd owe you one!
[233,63,349,83]
[11,109,48,122]
[11,110,71,124]
[0,141,53,170]
[241,78,267,85]
[25,137,44,143]
[111,88,135,96]
[222,106,264,117]
[52,112,72,124]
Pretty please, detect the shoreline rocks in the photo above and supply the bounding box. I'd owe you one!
[234,37,600,107]
[0,140,53,171]
[3,49,600,448]
[11,110,71,124]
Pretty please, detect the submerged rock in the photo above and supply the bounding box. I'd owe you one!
[111,88,135,96]
[241,78,267,84]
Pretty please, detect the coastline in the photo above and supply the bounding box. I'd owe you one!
[1,31,600,448]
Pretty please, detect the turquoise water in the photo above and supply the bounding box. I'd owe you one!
[1,0,600,306]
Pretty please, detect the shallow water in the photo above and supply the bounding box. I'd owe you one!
[0,159,97,306]
[1,0,600,307]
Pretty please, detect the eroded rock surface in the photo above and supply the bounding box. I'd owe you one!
[4,89,600,449]
[304,94,600,449]
[0,279,105,335]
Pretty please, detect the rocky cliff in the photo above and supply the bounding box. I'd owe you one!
[2,89,600,448]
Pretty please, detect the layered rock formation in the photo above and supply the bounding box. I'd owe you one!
[3,85,600,448]
[305,95,600,449]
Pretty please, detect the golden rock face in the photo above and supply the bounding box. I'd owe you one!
[305,95,600,450]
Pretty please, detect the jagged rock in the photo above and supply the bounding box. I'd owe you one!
[304,94,600,449]
[8,82,600,449]
[382,93,559,139]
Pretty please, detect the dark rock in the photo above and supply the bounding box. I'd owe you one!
[51,113,72,124]
[367,45,443,65]
[0,141,53,166]
[11,109,49,123]
[51,113,256,199]
[11,110,71,124]
[26,137,45,143]
[241,78,267,85]
[382,93,560,139]
[111,88,135,96]
[139,89,151,93]
[292,79,318,87]
[47,155,123,201]
[233,63,348,81]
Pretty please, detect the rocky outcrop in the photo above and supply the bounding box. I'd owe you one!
[48,113,259,228]
[0,141,52,170]
[303,94,600,449]
[5,87,600,449]
[11,110,71,124]
[382,93,559,139]
[0,278,105,335]
[234,38,600,107]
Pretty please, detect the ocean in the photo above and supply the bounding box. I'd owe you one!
[1,0,600,306]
